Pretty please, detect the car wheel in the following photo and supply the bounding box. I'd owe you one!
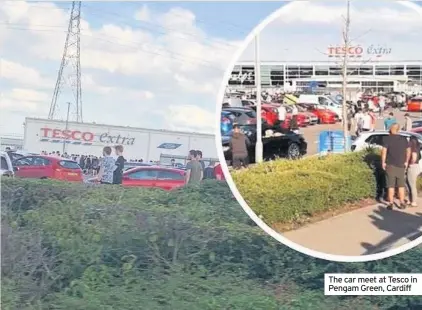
[287,143,301,159]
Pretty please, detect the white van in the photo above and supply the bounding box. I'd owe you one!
[1,151,14,177]
[298,95,343,121]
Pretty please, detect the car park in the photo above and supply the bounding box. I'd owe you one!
[298,104,338,124]
[13,155,83,182]
[222,132,307,164]
[122,166,186,190]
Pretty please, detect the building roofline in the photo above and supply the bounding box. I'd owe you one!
[235,60,422,66]
[24,117,215,138]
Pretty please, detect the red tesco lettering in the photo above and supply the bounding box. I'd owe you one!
[328,46,363,55]
[40,128,94,142]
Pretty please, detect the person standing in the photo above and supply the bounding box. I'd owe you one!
[277,104,287,128]
[361,110,373,132]
[113,145,125,185]
[196,150,205,171]
[97,146,116,185]
[384,112,397,131]
[378,95,386,118]
[403,113,412,131]
[368,109,376,131]
[230,124,250,169]
[381,124,411,210]
[354,109,364,136]
[203,161,216,179]
[406,136,420,207]
[185,150,203,185]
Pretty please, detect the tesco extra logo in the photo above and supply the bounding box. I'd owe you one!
[327,45,391,58]
[40,127,136,145]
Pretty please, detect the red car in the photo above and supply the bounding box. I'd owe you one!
[214,163,225,180]
[13,155,83,182]
[411,127,422,134]
[298,104,337,124]
[122,166,186,191]
[407,96,422,112]
[251,104,279,127]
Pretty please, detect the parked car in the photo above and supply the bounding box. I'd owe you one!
[222,132,307,164]
[282,104,310,127]
[298,104,338,124]
[122,166,186,191]
[351,130,422,154]
[221,110,235,136]
[222,106,257,137]
[296,104,319,125]
[407,96,422,112]
[13,155,83,182]
[411,127,422,134]
[124,162,152,172]
[1,151,14,177]
[412,119,422,128]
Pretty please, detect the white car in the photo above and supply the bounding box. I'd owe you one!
[0,151,14,177]
[351,130,422,169]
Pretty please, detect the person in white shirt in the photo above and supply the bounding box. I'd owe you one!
[378,96,386,118]
[277,104,287,123]
[291,105,299,116]
[403,113,412,131]
[367,98,375,111]
[354,109,364,136]
[361,110,373,132]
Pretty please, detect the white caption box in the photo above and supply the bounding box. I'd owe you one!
[325,273,422,295]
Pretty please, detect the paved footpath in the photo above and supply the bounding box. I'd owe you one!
[283,198,422,256]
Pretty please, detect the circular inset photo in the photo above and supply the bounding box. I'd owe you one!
[216,0,422,262]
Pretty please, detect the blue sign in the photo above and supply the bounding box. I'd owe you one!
[157,143,182,150]
[309,81,318,93]
[318,130,352,154]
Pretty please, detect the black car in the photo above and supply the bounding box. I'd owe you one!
[222,106,257,139]
[222,132,307,165]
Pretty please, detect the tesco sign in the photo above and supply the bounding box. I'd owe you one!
[327,46,363,57]
[40,127,136,145]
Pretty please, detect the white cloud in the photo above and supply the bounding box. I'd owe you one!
[0,1,242,135]
[240,1,422,62]
[0,59,53,89]
[1,88,48,111]
[162,104,215,133]
[134,5,150,22]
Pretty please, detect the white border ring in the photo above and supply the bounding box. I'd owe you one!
[215,0,422,263]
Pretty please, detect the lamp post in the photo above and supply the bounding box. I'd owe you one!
[255,34,263,163]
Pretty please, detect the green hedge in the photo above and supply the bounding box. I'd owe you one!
[2,178,422,309]
[232,150,421,226]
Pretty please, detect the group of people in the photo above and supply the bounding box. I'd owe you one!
[93,145,126,185]
[349,101,413,136]
[184,149,224,184]
[381,123,420,209]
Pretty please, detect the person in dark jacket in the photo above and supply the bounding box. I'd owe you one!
[230,124,250,169]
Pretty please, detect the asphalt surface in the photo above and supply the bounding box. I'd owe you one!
[301,109,421,156]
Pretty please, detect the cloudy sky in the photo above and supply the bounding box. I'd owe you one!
[240,1,422,62]
[1,1,421,138]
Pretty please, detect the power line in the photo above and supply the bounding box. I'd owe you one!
[0,23,229,71]
[81,3,240,50]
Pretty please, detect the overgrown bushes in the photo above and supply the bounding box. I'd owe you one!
[232,150,422,226]
[1,178,422,309]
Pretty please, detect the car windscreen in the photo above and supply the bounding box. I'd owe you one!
[58,160,81,169]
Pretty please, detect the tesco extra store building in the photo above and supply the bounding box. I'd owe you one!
[23,118,217,162]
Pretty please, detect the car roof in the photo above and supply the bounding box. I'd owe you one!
[123,165,184,174]
[223,107,254,112]
[357,130,422,139]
